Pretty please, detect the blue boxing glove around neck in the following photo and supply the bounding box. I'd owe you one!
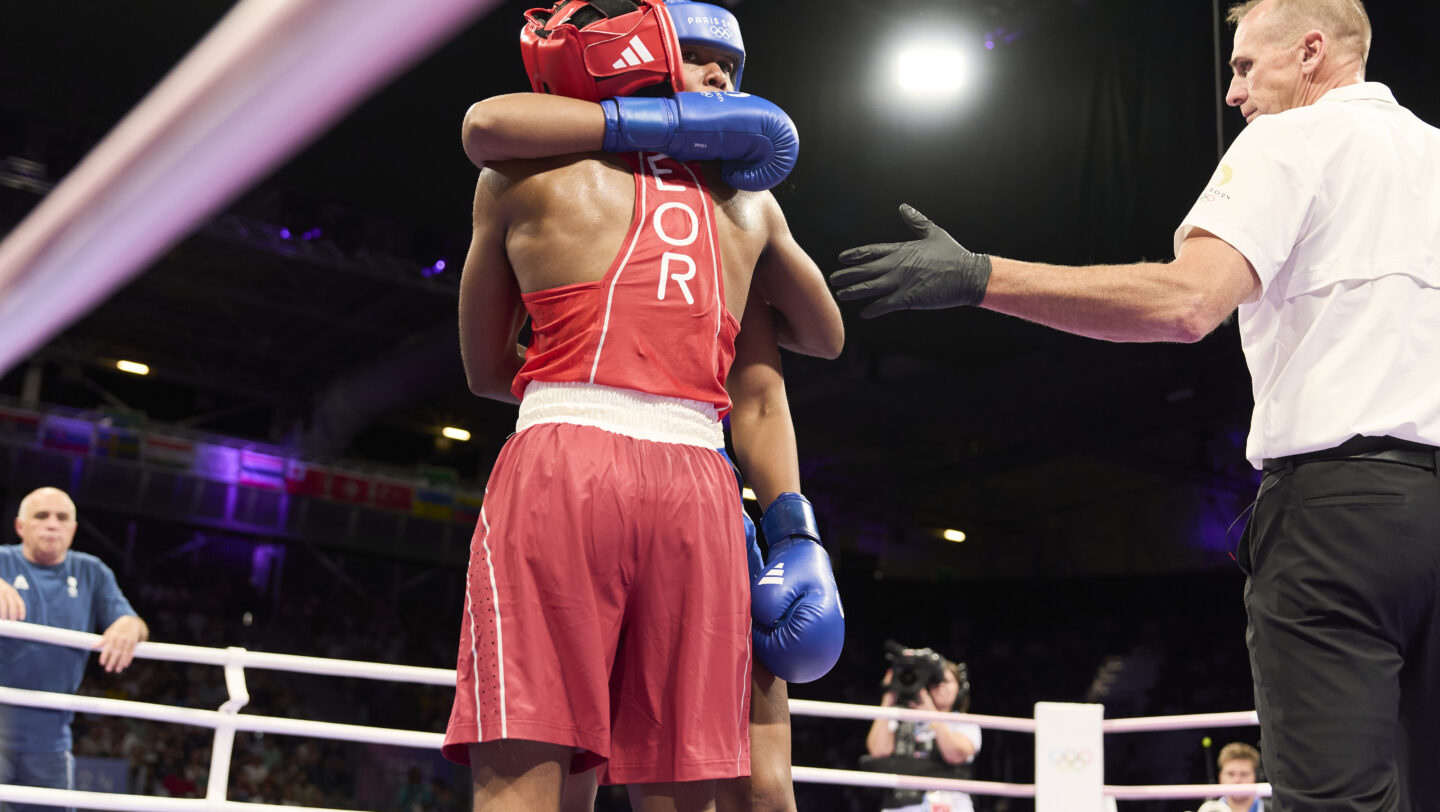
[600,91,798,191]
[752,492,844,683]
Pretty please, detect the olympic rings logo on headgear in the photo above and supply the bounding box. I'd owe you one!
[707,25,733,40]
[1048,748,1096,771]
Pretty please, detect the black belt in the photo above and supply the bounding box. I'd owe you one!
[1262,435,1440,475]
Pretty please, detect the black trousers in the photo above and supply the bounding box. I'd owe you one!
[1241,437,1440,812]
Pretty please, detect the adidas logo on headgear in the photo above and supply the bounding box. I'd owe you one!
[611,35,657,70]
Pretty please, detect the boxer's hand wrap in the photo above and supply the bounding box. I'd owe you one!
[599,92,799,192]
[752,492,844,683]
[829,204,993,318]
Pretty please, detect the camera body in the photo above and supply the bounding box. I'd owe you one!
[883,639,947,705]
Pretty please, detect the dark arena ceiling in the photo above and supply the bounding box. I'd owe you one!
[2,0,1438,582]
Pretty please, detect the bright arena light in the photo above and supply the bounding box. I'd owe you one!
[441,426,471,442]
[895,44,972,96]
[943,529,967,543]
[115,360,150,375]
[742,487,758,502]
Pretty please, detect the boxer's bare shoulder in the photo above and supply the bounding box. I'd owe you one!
[482,153,636,293]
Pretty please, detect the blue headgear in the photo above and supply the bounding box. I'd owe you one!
[666,2,745,91]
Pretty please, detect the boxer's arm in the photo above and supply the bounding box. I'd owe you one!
[459,170,527,404]
[727,293,800,507]
[752,197,844,359]
[462,94,604,169]
[464,92,798,190]
[734,303,845,684]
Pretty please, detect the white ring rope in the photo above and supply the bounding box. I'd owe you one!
[0,686,444,751]
[790,698,1039,732]
[0,619,454,686]
[0,784,358,812]
[1102,711,1260,733]
[0,0,502,376]
[0,619,1269,810]
[1108,783,1270,801]
[792,767,1038,800]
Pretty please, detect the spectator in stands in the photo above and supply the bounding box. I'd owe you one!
[1201,742,1265,812]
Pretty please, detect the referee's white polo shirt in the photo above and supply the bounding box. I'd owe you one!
[1174,82,1440,468]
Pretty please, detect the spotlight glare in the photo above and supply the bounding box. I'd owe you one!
[116,360,150,376]
[742,487,758,502]
[895,45,971,95]
[442,427,471,442]
[943,529,967,543]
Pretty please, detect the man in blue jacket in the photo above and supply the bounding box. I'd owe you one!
[0,487,148,812]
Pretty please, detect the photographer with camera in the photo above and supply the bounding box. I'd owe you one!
[863,642,981,812]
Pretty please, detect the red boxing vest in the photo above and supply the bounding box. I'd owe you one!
[512,152,740,415]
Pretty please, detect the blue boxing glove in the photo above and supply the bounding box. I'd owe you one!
[752,492,844,683]
[599,91,798,191]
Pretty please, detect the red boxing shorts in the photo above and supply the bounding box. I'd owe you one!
[443,383,752,785]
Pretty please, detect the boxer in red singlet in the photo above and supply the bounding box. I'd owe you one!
[442,3,842,810]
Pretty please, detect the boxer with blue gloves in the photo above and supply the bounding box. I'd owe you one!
[446,2,844,811]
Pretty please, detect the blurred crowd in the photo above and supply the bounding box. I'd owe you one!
[70,576,461,811]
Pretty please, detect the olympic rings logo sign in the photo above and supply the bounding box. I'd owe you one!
[1048,747,1095,771]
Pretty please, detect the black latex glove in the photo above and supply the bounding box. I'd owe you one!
[829,204,992,318]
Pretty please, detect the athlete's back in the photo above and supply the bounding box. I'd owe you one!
[486,151,772,320]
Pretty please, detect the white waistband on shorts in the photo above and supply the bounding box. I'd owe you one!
[516,381,724,449]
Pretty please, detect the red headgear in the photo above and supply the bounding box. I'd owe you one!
[520,0,685,102]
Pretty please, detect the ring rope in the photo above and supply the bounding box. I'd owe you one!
[0,0,501,376]
[0,685,444,750]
